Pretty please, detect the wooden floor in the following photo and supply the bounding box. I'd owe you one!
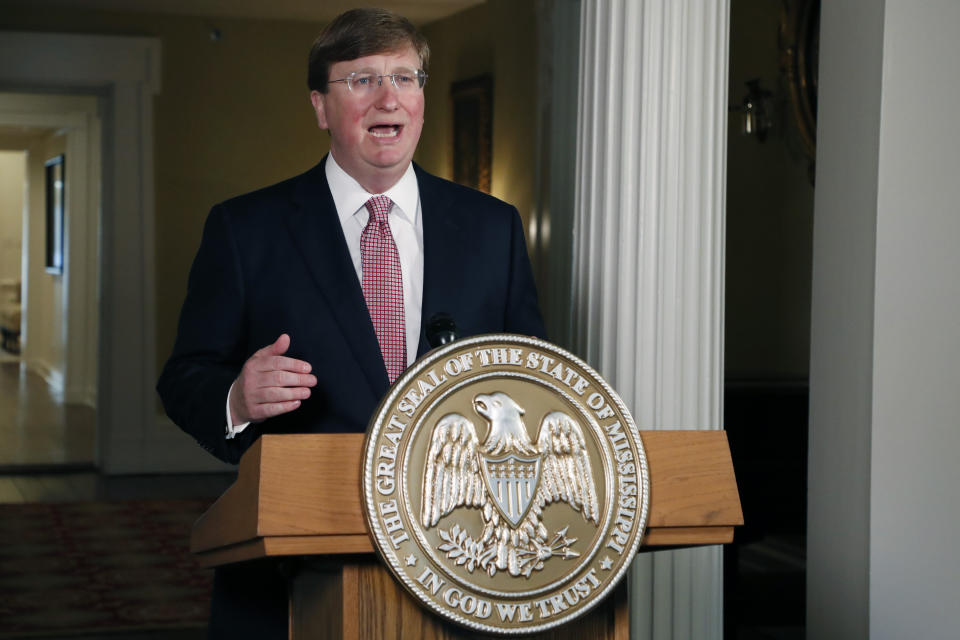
[0,357,235,501]
[0,359,235,504]
[0,360,96,468]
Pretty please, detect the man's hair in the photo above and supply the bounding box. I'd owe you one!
[307,8,430,93]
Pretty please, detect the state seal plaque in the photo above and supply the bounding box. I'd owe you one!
[362,334,649,634]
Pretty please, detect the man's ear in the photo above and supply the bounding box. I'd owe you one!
[309,90,328,130]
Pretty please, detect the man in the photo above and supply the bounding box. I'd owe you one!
[157,8,544,638]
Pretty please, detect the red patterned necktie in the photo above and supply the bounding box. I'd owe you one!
[361,195,406,383]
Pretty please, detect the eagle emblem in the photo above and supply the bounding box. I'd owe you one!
[421,392,600,578]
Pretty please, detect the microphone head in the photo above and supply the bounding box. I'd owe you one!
[425,312,458,348]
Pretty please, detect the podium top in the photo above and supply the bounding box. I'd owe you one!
[191,432,742,568]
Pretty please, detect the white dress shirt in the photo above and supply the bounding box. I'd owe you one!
[226,153,424,438]
[325,152,424,361]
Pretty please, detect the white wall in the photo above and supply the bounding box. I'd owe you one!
[808,1,960,638]
[807,1,883,635]
[24,132,67,387]
[0,151,25,286]
[869,1,960,636]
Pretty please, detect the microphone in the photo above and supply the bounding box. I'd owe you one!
[425,312,458,348]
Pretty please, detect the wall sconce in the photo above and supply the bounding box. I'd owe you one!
[733,79,773,142]
[206,22,223,42]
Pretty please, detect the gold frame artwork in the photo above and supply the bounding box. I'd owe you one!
[450,75,492,193]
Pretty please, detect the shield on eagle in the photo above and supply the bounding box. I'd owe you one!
[480,453,541,527]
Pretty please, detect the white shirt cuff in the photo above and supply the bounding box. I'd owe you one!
[225,382,251,439]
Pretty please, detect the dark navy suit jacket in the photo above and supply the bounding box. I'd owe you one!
[158,157,545,465]
[157,157,545,639]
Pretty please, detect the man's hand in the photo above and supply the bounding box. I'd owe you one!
[229,334,316,425]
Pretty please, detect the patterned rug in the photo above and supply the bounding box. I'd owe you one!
[0,500,213,637]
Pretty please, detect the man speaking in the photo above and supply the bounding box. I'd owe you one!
[157,7,544,638]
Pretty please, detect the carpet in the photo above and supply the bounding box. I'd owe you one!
[0,499,213,637]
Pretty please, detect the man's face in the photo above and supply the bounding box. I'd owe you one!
[310,47,425,192]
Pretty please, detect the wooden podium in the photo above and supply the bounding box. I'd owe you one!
[192,432,742,639]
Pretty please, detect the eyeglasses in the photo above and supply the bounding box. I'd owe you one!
[328,68,428,96]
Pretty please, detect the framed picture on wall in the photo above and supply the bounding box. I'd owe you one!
[45,154,65,275]
[451,75,492,193]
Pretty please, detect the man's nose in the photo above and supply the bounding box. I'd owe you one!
[374,76,400,108]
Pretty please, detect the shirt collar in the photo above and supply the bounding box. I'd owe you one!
[325,152,419,226]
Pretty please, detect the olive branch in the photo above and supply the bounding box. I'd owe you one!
[436,524,581,578]
[437,524,498,576]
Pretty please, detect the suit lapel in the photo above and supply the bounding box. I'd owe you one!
[416,165,467,357]
[285,158,389,397]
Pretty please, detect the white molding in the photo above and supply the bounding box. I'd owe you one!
[62,107,97,409]
[572,1,728,637]
[0,31,161,94]
[79,385,97,410]
[0,109,87,129]
[26,357,63,393]
[0,31,170,474]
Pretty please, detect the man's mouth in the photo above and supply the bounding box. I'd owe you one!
[369,124,401,138]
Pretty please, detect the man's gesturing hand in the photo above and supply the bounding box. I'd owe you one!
[229,334,316,425]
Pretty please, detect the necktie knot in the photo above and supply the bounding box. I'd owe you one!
[365,195,393,225]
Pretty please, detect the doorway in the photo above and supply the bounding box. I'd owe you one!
[723,0,819,637]
[0,95,102,470]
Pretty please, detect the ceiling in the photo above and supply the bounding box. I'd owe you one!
[0,0,485,26]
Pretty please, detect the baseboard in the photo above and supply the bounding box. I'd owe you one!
[64,384,97,408]
[99,415,236,475]
[83,386,96,408]
[26,358,64,392]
